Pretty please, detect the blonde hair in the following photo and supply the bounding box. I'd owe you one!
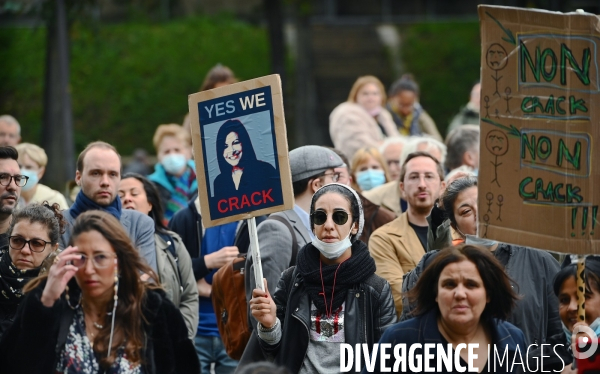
[350,147,390,191]
[347,76,387,106]
[152,124,190,151]
[15,143,48,167]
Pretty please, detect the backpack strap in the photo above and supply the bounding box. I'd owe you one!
[268,215,299,267]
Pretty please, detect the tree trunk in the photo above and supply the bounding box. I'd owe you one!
[292,1,318,148]
[42,0,75,192]
[264,0,286,83]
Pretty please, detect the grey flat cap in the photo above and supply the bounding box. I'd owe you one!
[289,145,344,182]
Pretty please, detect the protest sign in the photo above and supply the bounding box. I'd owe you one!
[188,74,294,228]
[478,6,600,254]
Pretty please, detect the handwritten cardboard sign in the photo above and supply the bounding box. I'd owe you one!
[478,6,600,254]
[188,75,294,228]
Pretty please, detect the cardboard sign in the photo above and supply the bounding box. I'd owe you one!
[188,75,294,228]
[478,6,600,254]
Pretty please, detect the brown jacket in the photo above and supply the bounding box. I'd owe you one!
[359,194,396,245]
[362,180,402,216]
[329,102,399,160]
[368,212,425,317]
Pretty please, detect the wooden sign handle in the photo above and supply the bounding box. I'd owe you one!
[248,217,265,292]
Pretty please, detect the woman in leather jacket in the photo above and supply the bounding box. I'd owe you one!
[248,183,397,373]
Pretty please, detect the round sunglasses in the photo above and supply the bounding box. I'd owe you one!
[311,210,350,226]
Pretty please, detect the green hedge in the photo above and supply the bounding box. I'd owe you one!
[0,15,269,155]
[401,21,481,136]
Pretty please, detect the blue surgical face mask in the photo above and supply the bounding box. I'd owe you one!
[161,154,187,175]
[562,318,600,346]
[589,317,600,337]
[356,169,385,191]
[20,168,39,191]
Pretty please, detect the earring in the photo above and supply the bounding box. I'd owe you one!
[107,258,118,357]
[65,284,81,310]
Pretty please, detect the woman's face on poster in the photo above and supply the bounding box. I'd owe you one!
[223,131,243,167]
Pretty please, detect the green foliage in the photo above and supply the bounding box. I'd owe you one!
[401,21,481,136]
[0,15,269,155]
[0,26,46,142]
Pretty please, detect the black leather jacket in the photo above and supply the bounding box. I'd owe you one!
[259,261,397,373]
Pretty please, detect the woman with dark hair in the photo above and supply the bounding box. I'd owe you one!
[212,119,281,213]
[386,74,442,141]
[119,172,198,339]
[0,203,66,339]
[437,175,478,246]
[371,244,524,373]
[0,210,199,373]
[552,257,600,372]
[248,183,396,373]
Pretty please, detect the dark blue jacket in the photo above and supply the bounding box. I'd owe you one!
[366,308,527,374]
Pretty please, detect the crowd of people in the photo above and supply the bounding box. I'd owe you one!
[0,65,591,374]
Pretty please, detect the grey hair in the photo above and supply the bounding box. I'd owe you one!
[378,136,408,156]
[310,183,364,242]
[400,136,447,167]
[445,166,475,182]
[441,176,478,228]
[444,125,480,171]
[0,115,21,135]
[8,203,67,245]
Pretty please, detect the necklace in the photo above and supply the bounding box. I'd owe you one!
[83,301,106,330]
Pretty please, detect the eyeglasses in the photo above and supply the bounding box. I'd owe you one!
[311,210,349,226]
[0,173,28,187]
[9,236,51,253]
[405,172,440,184]
[71,253,116,269]
[321,172,341,183]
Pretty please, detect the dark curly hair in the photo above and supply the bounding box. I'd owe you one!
[8,202,67,245]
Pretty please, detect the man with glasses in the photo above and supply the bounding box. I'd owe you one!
[0,146,27,252]
[369,151,445,316]
[246,145,343,328]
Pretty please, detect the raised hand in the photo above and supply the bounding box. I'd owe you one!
[41,246,81,307]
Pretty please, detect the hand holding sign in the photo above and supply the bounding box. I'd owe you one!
[188,74,294,299]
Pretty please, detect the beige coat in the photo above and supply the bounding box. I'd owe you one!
[20,183,69,209]
[369,212,425,317]
[329,102,399,160]
[363,180,402,216]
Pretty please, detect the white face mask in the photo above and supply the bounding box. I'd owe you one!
[312,230,353,260]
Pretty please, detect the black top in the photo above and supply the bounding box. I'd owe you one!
[0,232,8,254]
[409,221,429,250]
[0,282,199,374]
